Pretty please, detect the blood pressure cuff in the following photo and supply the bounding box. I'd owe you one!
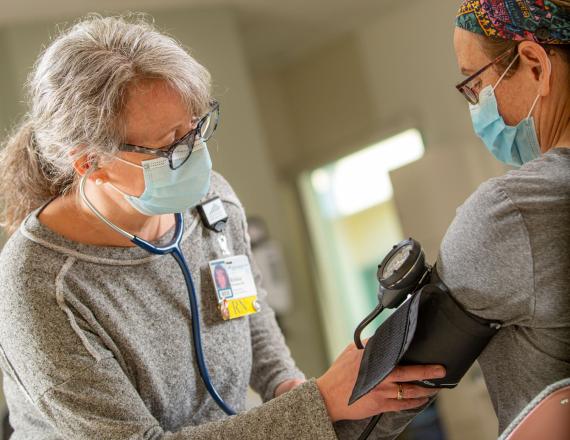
[349,281,499,405]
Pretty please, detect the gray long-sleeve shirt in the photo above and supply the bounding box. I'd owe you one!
[0,172,340,439]
[438,147,570,434]
[340,147,570,439]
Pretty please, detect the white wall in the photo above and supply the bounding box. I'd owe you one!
[356,0,507,257]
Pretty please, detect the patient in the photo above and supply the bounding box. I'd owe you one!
[337,1,570,438]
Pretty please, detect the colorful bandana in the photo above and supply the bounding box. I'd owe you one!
[456,0,570,44]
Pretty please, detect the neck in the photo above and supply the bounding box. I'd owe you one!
[76,178,172,245]
[550,116,570,150]
[541,83,570,151]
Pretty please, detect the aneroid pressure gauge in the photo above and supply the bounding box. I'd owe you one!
[377,238,429,309]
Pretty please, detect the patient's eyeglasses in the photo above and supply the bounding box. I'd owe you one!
[455,48,516,105]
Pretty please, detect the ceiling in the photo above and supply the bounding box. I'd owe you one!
[0,0,402,71]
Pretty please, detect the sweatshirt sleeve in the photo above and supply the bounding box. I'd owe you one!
[247,282,307,403]
[36,362,336,440]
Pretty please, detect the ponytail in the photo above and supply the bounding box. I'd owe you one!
[0,119,68,235]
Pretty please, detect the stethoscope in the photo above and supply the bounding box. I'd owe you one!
[79,174,236,416]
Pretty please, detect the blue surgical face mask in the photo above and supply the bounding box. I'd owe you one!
[108,141,212,215]
[469,54,543,167]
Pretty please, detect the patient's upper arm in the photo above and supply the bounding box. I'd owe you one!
[437,179,535,325]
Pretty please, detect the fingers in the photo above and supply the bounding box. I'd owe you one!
[341,340,362,354]
[381,397,431,413]
[345,338,369,351]
[376,382,439,400]
[385,365,446,383]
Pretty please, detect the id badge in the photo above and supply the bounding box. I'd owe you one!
[208,255,261,320]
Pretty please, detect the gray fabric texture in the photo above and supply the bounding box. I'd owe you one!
[363,147,570,439]
[0,172,339,439]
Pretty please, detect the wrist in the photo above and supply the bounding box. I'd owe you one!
[316,376,339,423]
[274,378,305,398]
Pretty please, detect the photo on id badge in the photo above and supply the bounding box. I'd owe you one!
[213,263,233,300]
[208,255,260,321]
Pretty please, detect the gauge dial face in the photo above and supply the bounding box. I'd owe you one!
[382,243,413,280]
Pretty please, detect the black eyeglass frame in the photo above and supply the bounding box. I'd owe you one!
[455,48,517,105]
[117,100,220,170]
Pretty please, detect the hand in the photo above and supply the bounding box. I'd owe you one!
[316,342,445,423]
[274,378,306,398]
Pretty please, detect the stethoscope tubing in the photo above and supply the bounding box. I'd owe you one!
[79,174,236,416]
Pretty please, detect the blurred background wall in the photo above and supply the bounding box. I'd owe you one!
[0,0,509,438]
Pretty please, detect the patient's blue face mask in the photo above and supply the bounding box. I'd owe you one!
[108,141,212,215]
[469,54,543,167]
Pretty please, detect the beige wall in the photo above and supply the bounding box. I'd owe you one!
[255,1,507,263]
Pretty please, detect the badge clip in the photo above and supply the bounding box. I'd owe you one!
[197,197,228,233]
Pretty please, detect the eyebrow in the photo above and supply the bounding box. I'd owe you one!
[460,67,472,76]
[156,123,183,141]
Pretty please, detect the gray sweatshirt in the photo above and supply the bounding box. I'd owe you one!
[0,172,340,439]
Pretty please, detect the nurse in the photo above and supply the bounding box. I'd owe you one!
[0,15,444,439]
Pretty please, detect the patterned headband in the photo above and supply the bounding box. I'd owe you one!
[456,0,570,44]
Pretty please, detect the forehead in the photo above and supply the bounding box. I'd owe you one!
[122,79,190,137]
[454,28,491,72]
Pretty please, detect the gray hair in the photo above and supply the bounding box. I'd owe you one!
[0,14,211,234]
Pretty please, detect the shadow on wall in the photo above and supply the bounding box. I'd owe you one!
[3,414,11,439]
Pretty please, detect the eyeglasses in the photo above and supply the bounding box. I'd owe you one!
[117,100,220,170]
[455,48,516,105]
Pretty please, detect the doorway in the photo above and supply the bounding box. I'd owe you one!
[298,128,425,358]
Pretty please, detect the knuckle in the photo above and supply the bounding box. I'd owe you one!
[407,385,428,398]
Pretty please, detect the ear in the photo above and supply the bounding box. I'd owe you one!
[71,153,92,177]
[518,42,552,96]
[69,149,109,182]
